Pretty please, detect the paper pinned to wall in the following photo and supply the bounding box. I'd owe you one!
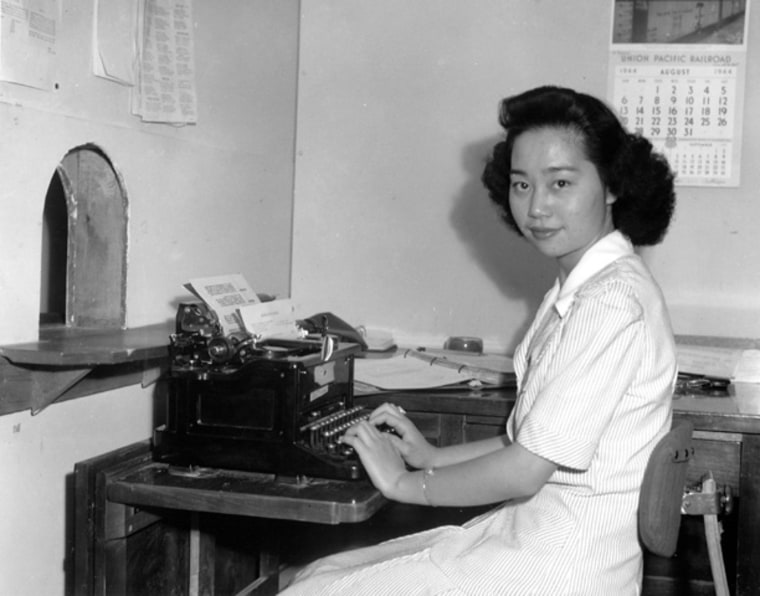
[92,0,137,85]
[0,0,58,90]
[132,0,197,124]
[607,0,750,187]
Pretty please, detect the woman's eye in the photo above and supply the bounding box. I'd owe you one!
[554,179,570,189]
[511,181,529,192]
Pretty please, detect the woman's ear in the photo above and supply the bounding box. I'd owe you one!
[605,189,617,206]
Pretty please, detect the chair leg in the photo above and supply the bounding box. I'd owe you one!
[702,476,730,596]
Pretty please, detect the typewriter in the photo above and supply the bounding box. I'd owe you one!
[153,302,370,480]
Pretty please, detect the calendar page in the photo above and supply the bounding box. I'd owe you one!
[608,0,750,188]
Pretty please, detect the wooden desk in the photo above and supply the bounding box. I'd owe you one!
[357,388,760,596]
[74,440,385,596]
[75,387,760,595]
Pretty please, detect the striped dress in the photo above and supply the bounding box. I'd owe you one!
[281,231,677,596]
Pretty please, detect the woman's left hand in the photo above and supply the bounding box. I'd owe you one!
[341,420,408,498]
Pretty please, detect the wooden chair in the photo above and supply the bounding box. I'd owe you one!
[639,420,732,595]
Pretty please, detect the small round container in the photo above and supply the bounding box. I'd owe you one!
[443,336,484,354]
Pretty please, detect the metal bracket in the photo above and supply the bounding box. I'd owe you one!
[682,473,734,516]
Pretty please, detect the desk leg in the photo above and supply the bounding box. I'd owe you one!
[193,515,279,596]
[738,434,760,596]
[190,512,213,596]
[259,518,280,580]
[231,518,280,596]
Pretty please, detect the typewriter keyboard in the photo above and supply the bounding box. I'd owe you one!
[301,405,370,454]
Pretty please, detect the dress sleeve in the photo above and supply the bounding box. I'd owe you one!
[515,281,644,470]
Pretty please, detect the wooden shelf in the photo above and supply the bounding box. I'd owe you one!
[0,322,172,416]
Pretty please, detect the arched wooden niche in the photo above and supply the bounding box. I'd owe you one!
[40,144,128,329]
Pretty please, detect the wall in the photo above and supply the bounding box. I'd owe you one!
[292,0,760,352]
[0,1,299,594]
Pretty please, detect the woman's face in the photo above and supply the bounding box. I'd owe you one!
[508,126,616,280]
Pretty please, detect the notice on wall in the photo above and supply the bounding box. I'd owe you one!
[0,0,58,90]
[92,0,138,86]
[131,0,197,124]
[608,0,750,187]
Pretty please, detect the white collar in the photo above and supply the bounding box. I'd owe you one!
[547,231,634,317]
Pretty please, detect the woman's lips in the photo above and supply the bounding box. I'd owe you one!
[528,227,559,240]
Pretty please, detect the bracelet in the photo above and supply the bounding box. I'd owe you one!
[421,467,436,507]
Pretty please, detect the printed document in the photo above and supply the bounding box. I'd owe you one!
[184,274,259,335]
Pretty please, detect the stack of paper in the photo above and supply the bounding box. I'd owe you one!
[354,349,515,393]
[677,341,760,415]
[677,343,760,383]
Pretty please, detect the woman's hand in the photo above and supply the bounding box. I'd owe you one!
[340,419,409,497]
[367,402,437,469]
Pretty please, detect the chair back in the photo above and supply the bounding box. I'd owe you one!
[638,420,694,557]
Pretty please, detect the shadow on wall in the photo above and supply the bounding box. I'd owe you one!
[449,135,555,349]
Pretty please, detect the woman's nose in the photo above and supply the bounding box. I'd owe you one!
[528,189,550,218]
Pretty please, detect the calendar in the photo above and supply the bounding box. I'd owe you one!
[610,55,744,186]
[608,0,749,188]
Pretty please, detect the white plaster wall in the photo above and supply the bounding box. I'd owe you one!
[0,390,154,595]
[292,0,760,352]
[0,0,298,344]
[0,2,300,594]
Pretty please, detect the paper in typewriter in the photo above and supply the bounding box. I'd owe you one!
[238,299,301,341]
[184,273,259,335]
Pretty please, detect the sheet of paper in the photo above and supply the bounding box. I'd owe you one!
[730,381,760,415]
[0,0,58,90]
[132,0,197,124]
[676,344,742,379]
[184,274,259,335]
[92,0,137,85]
[238,299,301,341]
[733,349,760,383]
[354,353,475,390]
[417,349,515,374]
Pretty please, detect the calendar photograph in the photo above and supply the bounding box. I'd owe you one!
[612,0,747,45]
[608,0,750,187]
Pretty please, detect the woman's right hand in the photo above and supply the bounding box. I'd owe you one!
[366,402,437,469]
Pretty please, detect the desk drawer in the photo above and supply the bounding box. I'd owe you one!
[406,412,506,446]
[407,412,445,445]
[463,415,507,443]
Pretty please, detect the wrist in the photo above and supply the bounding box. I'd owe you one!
[420,467,436,506]
[424,445,442,469]
[388,470,427,505]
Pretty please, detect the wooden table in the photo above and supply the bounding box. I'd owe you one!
[74,440,385,596]
[74,386,760,596]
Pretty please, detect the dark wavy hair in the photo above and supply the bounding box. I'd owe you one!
[481,86,676,246]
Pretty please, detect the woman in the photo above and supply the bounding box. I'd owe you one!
[281,85,677,595]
